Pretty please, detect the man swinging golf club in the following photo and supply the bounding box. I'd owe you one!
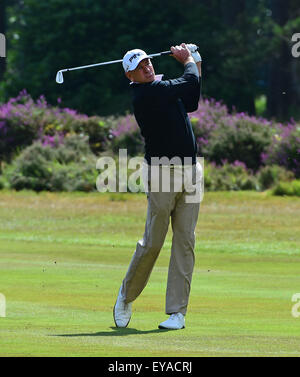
[114,43,202,330]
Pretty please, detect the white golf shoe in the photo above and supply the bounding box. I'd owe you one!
[158,313,185,330]
[113,287,132,328]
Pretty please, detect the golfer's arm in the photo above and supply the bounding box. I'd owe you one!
[185,58,201,77]
[183,56,201,77]
[196,61,202,77]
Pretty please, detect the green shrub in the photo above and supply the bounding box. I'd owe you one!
[4,135,98,192]
[49,162,98,192]
[189,99,279,171]
[110,115,144,157]
[202,116,273,171]
[0,91,111,165]
[55,134,95,164]
[273,180,300,197]
[204,162,258,191]
[257,165,295,190]
[70,115,113,155]
[111,131,144,157]
[262,124,300,178]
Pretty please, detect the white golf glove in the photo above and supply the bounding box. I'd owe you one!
[186,43,202,63]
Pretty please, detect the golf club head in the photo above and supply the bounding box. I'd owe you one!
[56,70,64,84]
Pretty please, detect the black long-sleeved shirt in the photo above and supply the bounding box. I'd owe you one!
[131,62,201,165]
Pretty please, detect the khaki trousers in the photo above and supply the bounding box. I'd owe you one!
[121,163,201,315]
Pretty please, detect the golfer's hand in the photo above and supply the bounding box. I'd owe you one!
[170,43,194,65]
[186,43,202,63]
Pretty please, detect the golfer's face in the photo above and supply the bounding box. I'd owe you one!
[129,58,155,83]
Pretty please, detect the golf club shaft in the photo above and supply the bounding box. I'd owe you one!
[61,58,123,73]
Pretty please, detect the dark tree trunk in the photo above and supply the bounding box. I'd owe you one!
[220,0,256,115]
[266,0,292,121]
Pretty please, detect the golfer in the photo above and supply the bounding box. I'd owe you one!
[114,43,202,330]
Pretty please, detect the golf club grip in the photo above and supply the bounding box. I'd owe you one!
[160,45,200,56]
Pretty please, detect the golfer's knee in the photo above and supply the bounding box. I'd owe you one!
[153,205,169,219]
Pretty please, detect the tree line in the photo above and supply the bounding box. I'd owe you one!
[0,0,300,121]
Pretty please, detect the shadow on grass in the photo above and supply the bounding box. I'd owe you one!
[52,326,173,337]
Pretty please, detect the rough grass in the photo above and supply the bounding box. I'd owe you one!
[0,190,300,357]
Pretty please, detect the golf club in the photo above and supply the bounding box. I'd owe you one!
[55,46,199,84]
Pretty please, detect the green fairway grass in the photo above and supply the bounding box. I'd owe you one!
[0,190,300,356]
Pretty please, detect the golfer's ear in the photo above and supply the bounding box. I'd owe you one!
[125,72,132,81]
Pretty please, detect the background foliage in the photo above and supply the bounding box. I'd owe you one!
[0,91,297,194]
[0,0,299,195]
[1,0,300,120]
